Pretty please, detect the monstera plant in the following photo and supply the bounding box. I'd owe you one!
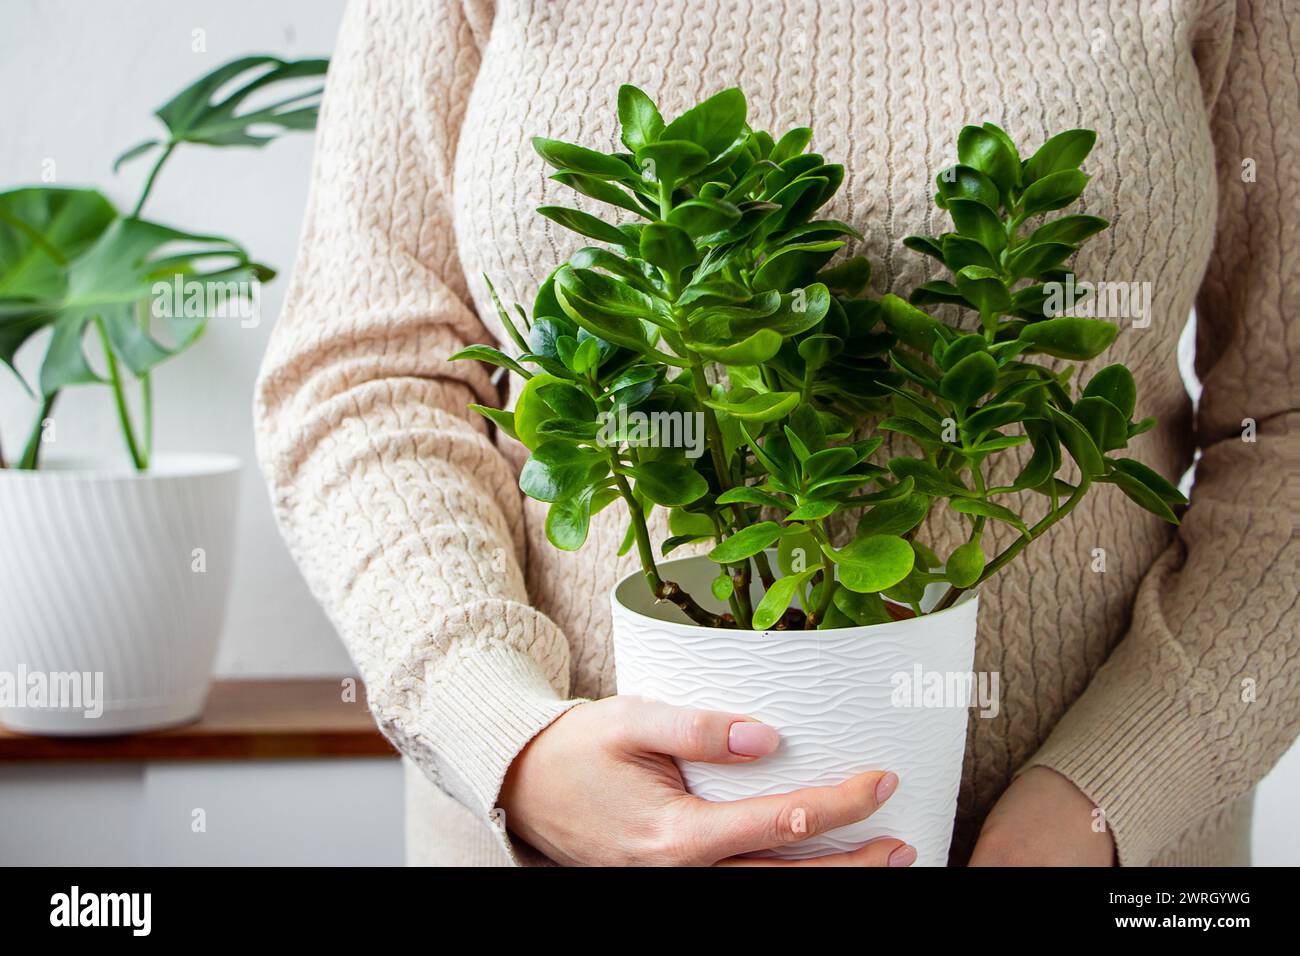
[455,86,1184,631]
[0,55,328,738]
[0,55,326,470]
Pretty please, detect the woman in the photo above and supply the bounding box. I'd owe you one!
[255,0,1297,866]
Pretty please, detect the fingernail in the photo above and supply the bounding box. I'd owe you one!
[889,844,917,868]
[728,721,779,756]
[875,771,899,804]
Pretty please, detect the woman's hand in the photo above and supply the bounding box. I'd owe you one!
[968,766,1116,866]
[500,696,915,867]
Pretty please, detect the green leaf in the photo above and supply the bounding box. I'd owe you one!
[1111,458,1187,505]
[889,457,968,496]
[957,125,1020,195]
[1007,242,1075,279]
[468,404,519,441]
[118,55,326,164]
[704,391,800,422]
[550,172,643,217]
[904,235,946,263]
[533,137,630,179]
[694,329,783,365]
[816,255,872,295]
[1072,395,1129,452]
[834,534,916,594]
[630,460,708,506]
[1020,169,1089,215]
[939,351,998,410]
[1048,407,1105,478]
[751,240,842,293]
[1083,363,1136,419]
[553,266,655,351]
[1106,469,1177,523]
[833,588,892,626]
[955,266,1012,315]
[1027,214,1108,246]
[947,199,1007,255]
[13,215,269,395]
[667,199,742,239]
[1018,316,1119,360]
[716,485,787,509]
[1022,129,1097,185]
[661,87,747,160]
[635,140,711,188]
[0,187,117,377]
[949,497,1028,534]
[537,206,632,247]
[618,85,665,152]
[639,222,698,278]
[708,521,783,563]
[946,538,985,587]
[770,127,813,164]
[449,344,532,379]
[519,441,605,503]
[856,494,930,537]
[936,165,1001,211]
[711,573,735,602]
[880,293,944,352]
[778,529,822,576]
[752,569,818,630]
[546,488,596,550]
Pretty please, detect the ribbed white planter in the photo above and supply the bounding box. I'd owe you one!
[612,551,978,865]
[0,454,239,735]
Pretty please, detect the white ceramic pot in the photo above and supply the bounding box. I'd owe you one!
[0,453,240,735]
[612,551,978,865]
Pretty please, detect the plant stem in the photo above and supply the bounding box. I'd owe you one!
[131,142,175,218]
[95,317,147,471]
[18,393,57,469]
[806,542,839,627]
[611,468,726,628]
[934,478,1090,611]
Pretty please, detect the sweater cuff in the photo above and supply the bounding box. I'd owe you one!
[395,640,582,866]
[1018,634,1220,867]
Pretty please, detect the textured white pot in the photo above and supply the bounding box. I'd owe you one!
[0,453,240,735]
[612,551,978,865]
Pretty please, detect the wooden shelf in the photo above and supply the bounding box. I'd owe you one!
[0,679,397,761]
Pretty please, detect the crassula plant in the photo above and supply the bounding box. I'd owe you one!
[453,85,1185,631]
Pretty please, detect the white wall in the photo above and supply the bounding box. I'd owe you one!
[0,0,351,676]
[1,0,1294,865]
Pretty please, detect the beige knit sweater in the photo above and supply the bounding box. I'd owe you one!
[255,0,1298,866]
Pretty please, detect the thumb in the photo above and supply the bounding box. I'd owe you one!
[616,698,780,764]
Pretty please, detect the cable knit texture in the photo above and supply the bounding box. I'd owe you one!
[255,0,1298,866]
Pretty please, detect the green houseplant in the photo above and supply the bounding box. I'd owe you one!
[0,55,326,735]
[454,84,1185,863]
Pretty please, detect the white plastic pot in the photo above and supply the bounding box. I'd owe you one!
[612,551,978,865]
[0,453,240,735]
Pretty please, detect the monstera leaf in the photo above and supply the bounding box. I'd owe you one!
[1,209,271,395]
[0,187,117,381]
[115,55,327,169]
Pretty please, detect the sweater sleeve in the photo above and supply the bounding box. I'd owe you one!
[253,0,579,860]
[1022,0,1299,866]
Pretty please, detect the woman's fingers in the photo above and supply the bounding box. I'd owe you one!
[613,698,780,764]
[686,769,901,860]
[716,837,915,867]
